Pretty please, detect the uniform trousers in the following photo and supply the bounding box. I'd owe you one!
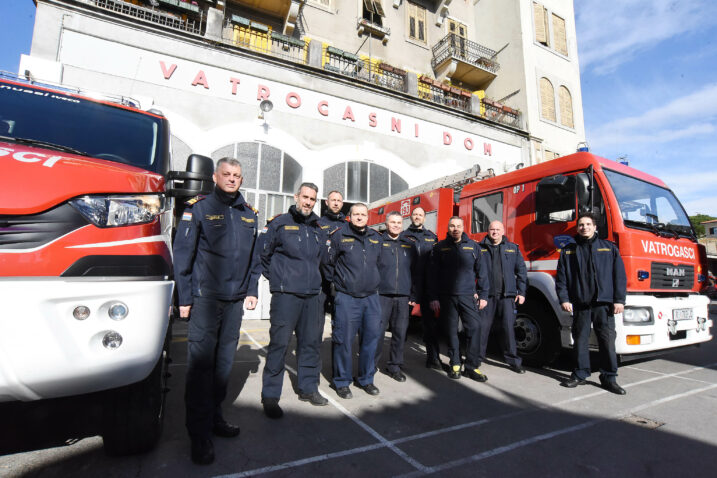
[375,295,410,373]
[439,295,482,369]
[332,292,381,388]
[479,297,522,367]
[262,293,321,399]
[571,303,618,381]
[185,296,243,440]
[420,300,441,363]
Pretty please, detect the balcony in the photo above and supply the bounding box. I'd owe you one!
[431,33,499,89]
[357,18,391,44]
[418,75,471,113]
[323,46,406,94]
[92,0,202,34]
[481,98,520,128]
[227,0,303,35]
[225,16,307,64]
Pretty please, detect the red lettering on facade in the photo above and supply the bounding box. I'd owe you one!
[391,118,401,133]
[318,100,329,116]
[342,106,355,122]
[483,143,492,156]
[257,85,271,100]
[159,61,177,80]
[414,123,419,137]
[464,138,474,150]
[286,92,301,109]
[443,132,452,145]
[191,70,209,89]
[229,77,241,95]
[368,112,377,127]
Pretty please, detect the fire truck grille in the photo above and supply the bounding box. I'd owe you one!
[0,204,88,250]
[650,262,695,290]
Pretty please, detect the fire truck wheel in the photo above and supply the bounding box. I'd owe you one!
[101,329,171,456]
[514,302,560,366]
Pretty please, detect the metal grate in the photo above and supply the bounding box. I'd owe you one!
[650,262,695,290]
[323,47,406,94]
[92,0,202,35]
[0,204,88,250]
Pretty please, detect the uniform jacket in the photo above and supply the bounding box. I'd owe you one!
[427,232,489,300]
[555,234,627,306]
[317,211,347,237]
[252,205,324,296]
[479,236,528,298]
[174,189,257,305]
[400,225,437,302]
[378,233,417,299]
[327,224,382,298]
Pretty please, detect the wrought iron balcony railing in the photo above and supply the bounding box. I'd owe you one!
[224,16,308,65]
[91,0,202,35]
[417,75,471,113]
[431,33,499,74]
[323,46,407,94]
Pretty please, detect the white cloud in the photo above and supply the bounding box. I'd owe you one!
[576,0,717,74]
[589,83,717,147]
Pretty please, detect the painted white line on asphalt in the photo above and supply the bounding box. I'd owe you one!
[395,382,717,477]
[624,364,717,385]
[211,335,717,478]
[215,330,428,477]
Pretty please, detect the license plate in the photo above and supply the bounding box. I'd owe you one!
[673,308,693,321]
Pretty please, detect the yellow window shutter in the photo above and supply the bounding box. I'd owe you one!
[540,78,556,122]
[553,14,568,55]
[559,86,574,128]
[534,2,547,44]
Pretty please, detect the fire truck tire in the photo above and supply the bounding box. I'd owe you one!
[515,301,560,366]
[101,327,171,456]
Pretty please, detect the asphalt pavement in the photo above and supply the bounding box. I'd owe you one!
[2,305,717,477]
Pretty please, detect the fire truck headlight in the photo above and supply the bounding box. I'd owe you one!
[73,305,91,320]
[623,307,653,325]
[108,302,129,321]
[102,331,123,349]
[70,195,164,227]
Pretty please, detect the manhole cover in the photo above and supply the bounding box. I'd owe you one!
[620,414,664,429]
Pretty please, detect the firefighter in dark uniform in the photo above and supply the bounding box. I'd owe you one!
[400,207,440,369]
[173,158,258,465]
[478,221,528,374]
[246,183,328,419]
[427,216,490,381]
[375,211,417,382]
[556,211,627,395]
[318,190,347,235]
[326,203,382,398]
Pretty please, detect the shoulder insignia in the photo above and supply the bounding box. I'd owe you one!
[245,202,259,215]
[266,213,281,224]
[405,236,417,242]
[184,195,205,206]
[329,228,340,236]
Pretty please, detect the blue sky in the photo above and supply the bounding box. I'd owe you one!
[1,0,715,216]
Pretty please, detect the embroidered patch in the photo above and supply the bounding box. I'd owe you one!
[462,246,474,250]
[425,238,435,242]
[564,250,574,255]
[383,243,391,247]
[597,248,611,252]
[506,249,516,253]
[441,247,451,251]
[205,214,224,220]
[342,238,355,243]
[369,239,379,244]
[240,216,255,223]
[261,227,268,233]
[181,212,192,221]
[284,225,299,230]
[320,225,330,229]
[401,244,411,248]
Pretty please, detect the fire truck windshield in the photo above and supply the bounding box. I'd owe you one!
[604,169,694,238]
[0,82,165,173]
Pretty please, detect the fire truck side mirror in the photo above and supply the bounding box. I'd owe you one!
[166,154,215,198]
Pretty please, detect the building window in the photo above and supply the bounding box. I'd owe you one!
[533,2,549,47]
[558,85,574,128]
[536,175,576,224]
[407,2,427,43]
[323,161,408,203]
[363,0,385,25]
[211,142,302,226]
[552,13,568,56]
[472,192,503,233]
[540,77,556,122]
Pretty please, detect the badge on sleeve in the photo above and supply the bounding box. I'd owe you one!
[182,212,192,221]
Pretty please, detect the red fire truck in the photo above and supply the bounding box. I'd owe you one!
[369,152,712,365]
[0,73,212,454]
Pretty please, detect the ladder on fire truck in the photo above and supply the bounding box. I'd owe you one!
[368,163,490,209]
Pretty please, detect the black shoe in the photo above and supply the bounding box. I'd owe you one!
[212,419,240,438]
[464,368,488,382]
[356,383,380,395]
[600,377,627,395]
[190,438,214,465]
[336,386,353,399]
[298,391,329,406]
[510,364,526,374]
[386,369,407,382]
[560,377,587,388]
[262,397,284,419]
[426,359,443,370]
[447,365,462,379]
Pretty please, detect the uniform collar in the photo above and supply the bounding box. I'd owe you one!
[324,210,345,222]
[289,205,319,225]
[213,186,246,208]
